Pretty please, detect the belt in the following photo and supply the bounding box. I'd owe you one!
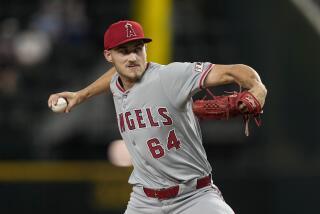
[143,175,211,200]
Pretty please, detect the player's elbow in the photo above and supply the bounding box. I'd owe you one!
[231,64,256,75]
[260,82,268,97]
[228,64,263,88]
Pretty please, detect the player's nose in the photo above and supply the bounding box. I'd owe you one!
[128,52,137,61]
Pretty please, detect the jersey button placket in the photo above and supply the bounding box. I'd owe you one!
[122,92,128,109]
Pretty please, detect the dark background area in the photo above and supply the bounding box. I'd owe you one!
[0,0,319,213]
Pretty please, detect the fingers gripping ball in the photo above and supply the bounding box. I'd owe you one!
[51,97,68,113]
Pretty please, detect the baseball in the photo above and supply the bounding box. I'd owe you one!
[51,97,67,113]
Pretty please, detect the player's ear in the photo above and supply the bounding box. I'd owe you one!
[104,50,113,63]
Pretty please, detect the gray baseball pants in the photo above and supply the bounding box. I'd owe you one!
[124,184,235,214]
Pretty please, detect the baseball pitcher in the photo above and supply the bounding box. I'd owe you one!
[48,20,267,214]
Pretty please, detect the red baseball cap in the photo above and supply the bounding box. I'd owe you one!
[104,20,152,50]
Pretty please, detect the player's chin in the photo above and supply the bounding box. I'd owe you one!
[128,73,142,82]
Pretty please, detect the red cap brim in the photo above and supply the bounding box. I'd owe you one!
[107,37,152,50]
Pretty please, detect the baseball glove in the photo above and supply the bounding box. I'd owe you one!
[192,89,262,136]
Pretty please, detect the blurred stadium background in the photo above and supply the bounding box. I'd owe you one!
[0,0,319,213]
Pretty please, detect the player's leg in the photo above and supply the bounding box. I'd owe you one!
[124,186,164,214]
[172,186,235,214]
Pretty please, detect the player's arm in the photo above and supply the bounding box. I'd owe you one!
[48,66,116,113]
[204,64,267,107]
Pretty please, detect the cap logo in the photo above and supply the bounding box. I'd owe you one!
[125,22,137,38]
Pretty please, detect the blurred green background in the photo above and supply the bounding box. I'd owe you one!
[0,0,319,213]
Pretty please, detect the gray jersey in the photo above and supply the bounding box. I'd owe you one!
[110,62,214,188]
